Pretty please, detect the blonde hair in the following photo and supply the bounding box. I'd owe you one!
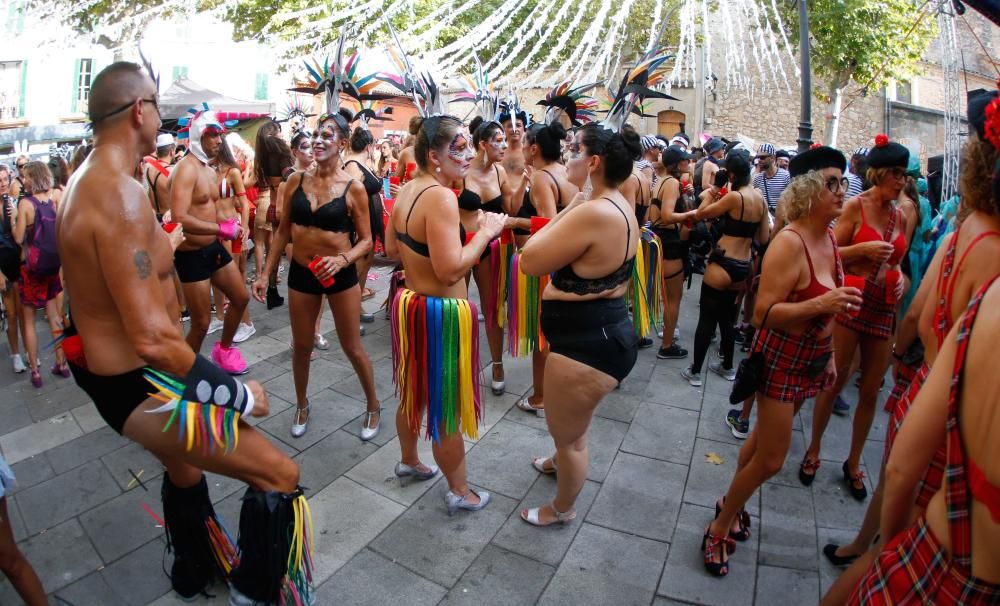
[865,166,895,188]
[777,171,824,223]
[22,161,53,194]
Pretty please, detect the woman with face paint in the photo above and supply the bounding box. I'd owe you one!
[252,113,382,440]
[457,120,514,396]
[517,122,641,526]
[384,115,506,515]
[507,121,579,418]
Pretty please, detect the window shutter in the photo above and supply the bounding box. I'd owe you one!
[18,60,27,118]
[71,58,81,113]
[255,73,268,101]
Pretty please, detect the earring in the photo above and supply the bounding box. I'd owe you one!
[436,166,441,173]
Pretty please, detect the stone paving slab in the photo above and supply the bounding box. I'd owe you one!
[0,272,898,605]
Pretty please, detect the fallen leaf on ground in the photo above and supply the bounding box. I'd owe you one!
[705,452,725,465]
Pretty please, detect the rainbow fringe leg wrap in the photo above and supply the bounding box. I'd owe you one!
[230,488,314,606]
[630,228,665,337]
[390,288,483,443]
[143,369,242,455]
[506,251,549,357]
[490,230,515,329]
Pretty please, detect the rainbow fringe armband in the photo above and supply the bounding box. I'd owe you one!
[143,356,254,454]
[390,288,482,443]
[630,228,665,337]
[506,251,549,357]
[491,229,515,328]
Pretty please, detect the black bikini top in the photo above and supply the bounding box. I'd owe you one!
[396,185,466,258]
[550,198,635,295]
[651,176,685,231]
[719,192,759,239]
[290,176,355,233]
[345,160,381,197]
[517,169,563,221]
[458,165,504,214]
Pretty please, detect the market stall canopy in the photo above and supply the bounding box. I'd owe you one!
[159,78,274,120]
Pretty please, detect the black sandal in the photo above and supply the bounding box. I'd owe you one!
[842,461,867,501]
[715,498,751,543]
[799,455,821,486]
[701,527,735,577]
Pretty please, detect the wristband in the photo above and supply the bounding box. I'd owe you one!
[218,218,240,241]
[339,253,350,266]
[530,216,551,234]
[143,355,254,452]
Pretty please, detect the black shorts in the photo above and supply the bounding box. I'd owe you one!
[68,361,151,435]
[287,259,359,296]
[174,241,232,283]
[541,298,639,383]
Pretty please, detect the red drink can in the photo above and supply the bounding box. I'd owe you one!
[844,275,866,317]
[308,256,335,287]
[884,269,901,304]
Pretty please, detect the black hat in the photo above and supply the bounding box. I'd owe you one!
[866,134,909,169]
[788,146,846,178]
[775,149,791,159]
[704,137,725,154]
[661,145,694,166]
[968,88,999,141]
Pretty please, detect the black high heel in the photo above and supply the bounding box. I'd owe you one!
[701,527,735,577]
[799,455,821,486]
[822,543,859,567]
[715,498,751,543]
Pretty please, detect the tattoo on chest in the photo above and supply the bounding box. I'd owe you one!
[134,250,152,280]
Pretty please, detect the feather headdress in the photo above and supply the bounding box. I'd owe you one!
[498,88,531,127]
[453,56,498,121]
[538,81,600,126]
[602,46,676,132]
[289,31,389,120]
[375,15,432,116]
[353,100,393,130]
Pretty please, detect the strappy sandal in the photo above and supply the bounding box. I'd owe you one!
[531,456,557,475]
[715,498,751,543]
[701,526,735,577]
[291,403,310,438]
[516,396,544,417]
[799,455,821,486]
[521,503,576,527]
[361,407,382,441]
[490,361,505,396]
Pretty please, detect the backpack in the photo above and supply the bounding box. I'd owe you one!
[25,195,60,276]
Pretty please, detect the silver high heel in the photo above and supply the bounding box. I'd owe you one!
[360,408,382,441]
[445,489,491,516]
[394,462,439,481]
[290,403,310,438]
[521,502,577,527]
[490,361,505,396]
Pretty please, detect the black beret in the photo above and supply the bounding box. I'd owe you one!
[788,146,846,178]
[968,89,998,141]
[866,134,909,169]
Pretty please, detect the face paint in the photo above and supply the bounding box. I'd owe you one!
[488,132,507,159]
[447,132,474,164]
[312,124,343,162]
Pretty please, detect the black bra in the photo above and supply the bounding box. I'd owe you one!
[720,191,759,238]
[515,169,563,235]
[289,176,355,233]
[396,185,466,258]
[651,176,684,232]
[458,165,504,214]
[550,198,635,295]
[345,160,381,197]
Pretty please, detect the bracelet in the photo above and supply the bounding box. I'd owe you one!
[891,347,905,361]
[339,253,350,265]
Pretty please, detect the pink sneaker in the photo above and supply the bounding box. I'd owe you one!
[211,342,249,375]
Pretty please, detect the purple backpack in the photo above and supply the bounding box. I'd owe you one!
[25,195,60,276]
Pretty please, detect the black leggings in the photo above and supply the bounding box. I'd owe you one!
[692,283,739,373]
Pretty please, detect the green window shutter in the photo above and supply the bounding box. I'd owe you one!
[18,60,27,118]
[254,73,268,101]
[71,58,81,113]
[172,65,188,80]
[15,1,25,35]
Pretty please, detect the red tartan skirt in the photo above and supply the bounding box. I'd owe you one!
[848,516,1000,605]
[838,277,896,340]
[756,325,834,404]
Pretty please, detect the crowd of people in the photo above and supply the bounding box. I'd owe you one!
[0,44,997,605]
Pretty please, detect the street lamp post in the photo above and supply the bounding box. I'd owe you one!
[797,0,814,152]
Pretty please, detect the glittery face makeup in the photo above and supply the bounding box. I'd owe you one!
[488,131,507,160]
[566,141,589,188]
[438,129,474,179]
[312,123,343,162]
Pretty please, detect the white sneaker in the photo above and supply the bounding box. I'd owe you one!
[681,366,703,387]
[11,354,26,373]
[207,318,224,334]
[709,359,737,381]
[233,323,256,344]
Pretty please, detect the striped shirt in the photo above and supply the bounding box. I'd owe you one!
[846,172,864,199]
[753,168,790,212]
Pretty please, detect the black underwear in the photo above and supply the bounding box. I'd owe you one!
[174,241,233,283]
[69,361,151,435]
[540,298,638,383]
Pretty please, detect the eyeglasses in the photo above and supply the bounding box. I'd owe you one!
[89,97,159,125]
[888,168,907,180]
[824,177,850,193]
[16,163,26,169]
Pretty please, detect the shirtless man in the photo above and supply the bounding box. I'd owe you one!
[168,108,251,374]
[500,109,528,194]
[57,61,311,605]
[145,133,174,221]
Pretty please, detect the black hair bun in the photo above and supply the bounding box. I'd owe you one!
[338,108,355,123]
[713,168,729,188]
[549,121,567,140]
[469,116,484,136]
[620,125,642,161]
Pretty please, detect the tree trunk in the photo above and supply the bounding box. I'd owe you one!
[823,75,850,149]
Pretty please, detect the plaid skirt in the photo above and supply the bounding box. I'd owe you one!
[848,516,1000,605]
[756,324,834,404]
[838,277,896,340]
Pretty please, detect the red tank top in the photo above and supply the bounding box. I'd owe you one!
[851,201,906,266]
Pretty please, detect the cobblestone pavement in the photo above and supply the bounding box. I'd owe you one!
[0,267,888,605]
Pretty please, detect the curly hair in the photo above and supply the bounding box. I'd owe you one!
[777,171,825,224]
[959,134,999,215]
